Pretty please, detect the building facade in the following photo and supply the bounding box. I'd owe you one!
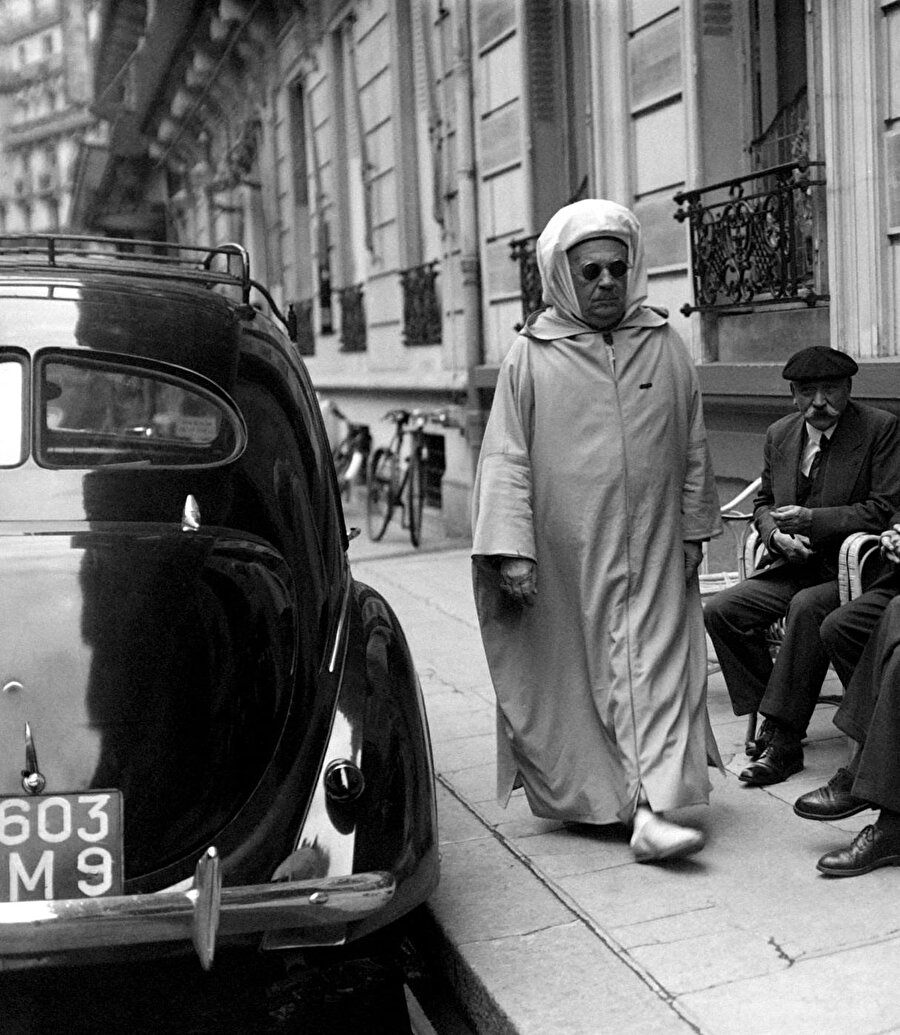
[0,0,98,233]
[69,0,900,545]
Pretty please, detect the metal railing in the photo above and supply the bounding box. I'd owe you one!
[338,283,367,352]
[674,157,828,316]
[509,234,542,329]
[400,260,441,346]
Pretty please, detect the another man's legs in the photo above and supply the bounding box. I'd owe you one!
[816,598,900,875]
[704,567,814,716]
[737,579,840,785]
[793,586,897,819]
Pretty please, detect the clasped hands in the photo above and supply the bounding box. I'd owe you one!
[769,505,814,563]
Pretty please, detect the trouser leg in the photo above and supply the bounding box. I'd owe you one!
[819,584,897,689]
[760,579,840,736]
[835,594,900,745]
[851,599,900,812]
[704,569,810,716]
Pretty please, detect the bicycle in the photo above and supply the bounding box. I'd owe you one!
[366,408,446,546]
[326,401,371,499]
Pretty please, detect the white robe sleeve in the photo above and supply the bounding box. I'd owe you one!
[471,339,537,561]
[681,360,723,542]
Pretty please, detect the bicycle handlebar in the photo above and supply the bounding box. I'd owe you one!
[383,407,449,427]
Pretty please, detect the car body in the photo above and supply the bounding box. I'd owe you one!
[0,236,438,971]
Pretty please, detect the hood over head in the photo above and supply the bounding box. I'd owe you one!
[527,199,662,341]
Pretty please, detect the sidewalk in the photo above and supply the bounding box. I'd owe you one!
[343,494,900,1035]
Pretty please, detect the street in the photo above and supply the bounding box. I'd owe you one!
[0,944,415,1034]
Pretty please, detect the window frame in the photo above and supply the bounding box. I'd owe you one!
[33,350,247,472]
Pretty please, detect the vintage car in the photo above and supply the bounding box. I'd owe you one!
[0,235,438,972]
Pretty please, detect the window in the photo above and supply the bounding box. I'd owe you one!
[0,358,25,466]
[42,34,53,56]
[37,355,245,469]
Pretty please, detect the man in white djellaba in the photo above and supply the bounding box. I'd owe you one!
[472,198,723,863]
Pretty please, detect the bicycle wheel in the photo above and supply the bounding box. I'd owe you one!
[407,446,426,547]
[367,447,397,541]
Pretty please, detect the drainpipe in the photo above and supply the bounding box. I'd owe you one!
[453,0,484,470]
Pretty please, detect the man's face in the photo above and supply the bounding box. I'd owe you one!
[791,378,851,431]
[566,238,629,331]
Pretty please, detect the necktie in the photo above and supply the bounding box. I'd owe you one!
[808,434,829,484]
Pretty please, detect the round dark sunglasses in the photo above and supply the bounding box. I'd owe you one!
[579,259,630,281]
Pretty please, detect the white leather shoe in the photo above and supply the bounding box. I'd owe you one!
[630,811,705,863]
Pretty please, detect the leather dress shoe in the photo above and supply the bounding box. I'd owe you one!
[739,742,803,786]
[793,767,871,821]
[817,823,900,877]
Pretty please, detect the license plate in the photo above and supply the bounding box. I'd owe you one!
[0,791,123,902]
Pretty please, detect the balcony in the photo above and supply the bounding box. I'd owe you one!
[400,260,441,346]
[338,284,366,353]
[509,235,542,329]
[673,158,828,316]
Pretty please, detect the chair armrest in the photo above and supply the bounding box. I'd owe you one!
[741,525,769,579]
[838,532,886,603]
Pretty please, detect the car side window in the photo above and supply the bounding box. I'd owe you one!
[0,355,26,467]
[36,354,245,469]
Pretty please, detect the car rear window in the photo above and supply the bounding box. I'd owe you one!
[36,355,245,468]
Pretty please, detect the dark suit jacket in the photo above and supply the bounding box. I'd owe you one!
[752,400,900,576]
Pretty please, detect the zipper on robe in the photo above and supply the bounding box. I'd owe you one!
[603,331,644,815]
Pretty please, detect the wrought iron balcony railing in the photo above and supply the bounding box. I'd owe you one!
[674,157,828,316]
[400,260,441,346]
[338,284,366,352]
[509,234,543,329]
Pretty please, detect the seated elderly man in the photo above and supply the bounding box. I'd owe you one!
[705,346,900,786]
[795,566,900,876]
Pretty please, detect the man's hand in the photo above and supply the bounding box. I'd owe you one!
[683,541,703,583]
[880,524,900,566]
[499,557,537,606]
[770,505,813,535]
[771,529,814,563]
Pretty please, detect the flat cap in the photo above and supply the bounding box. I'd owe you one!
[782,346,858,381]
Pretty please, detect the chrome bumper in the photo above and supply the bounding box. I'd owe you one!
[0,848,395,969]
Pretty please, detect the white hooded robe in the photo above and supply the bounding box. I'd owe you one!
[472,199,723,824]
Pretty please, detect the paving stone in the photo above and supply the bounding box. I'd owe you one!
[679,935,900,1035]
[432,732,496,775]
[454,922,696,1035]
[430,834,573,947]
[627,926,789,995]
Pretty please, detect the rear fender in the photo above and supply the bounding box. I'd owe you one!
[262,579,438,949]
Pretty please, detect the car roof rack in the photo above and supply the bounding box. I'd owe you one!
[0,233,251,298]
[0,233,296,339]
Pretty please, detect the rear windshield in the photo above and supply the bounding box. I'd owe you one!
[36,354,244,469]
